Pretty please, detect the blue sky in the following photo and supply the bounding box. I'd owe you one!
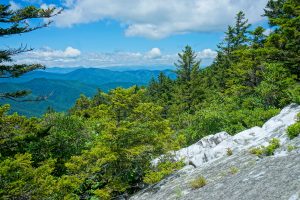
[2,0,270,68]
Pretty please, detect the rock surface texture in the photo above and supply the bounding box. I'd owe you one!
[130,104,300,200]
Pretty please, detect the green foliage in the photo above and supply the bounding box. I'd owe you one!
[287,118,300,139]
[0,153,56,199]
[229,166,239,174]
[0,104,42,158]
[173,45,203,114]
[264,0,300,76]
[249,147,265,156]
[1,1,299,199]
[189,176,207,189]
[0,153,81,199]
[265,138,281,156]
[143,160,184,185]
[28,113,93,175]
[256,63,296,107]
[287,145,296,152]
[64,87,179,199]
[182,101,279,144]
[226,148,233,156]
[250,138,281,156]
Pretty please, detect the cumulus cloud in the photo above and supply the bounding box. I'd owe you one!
[55,0,268,39]
[25,46,81,59]
[197,49,217,59]
[12,47,217,67]
[146,48,162,59]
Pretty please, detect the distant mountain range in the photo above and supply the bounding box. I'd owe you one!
[0,68,176,117]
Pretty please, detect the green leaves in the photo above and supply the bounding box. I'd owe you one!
[0,153,59,199]
[287,113,300,139]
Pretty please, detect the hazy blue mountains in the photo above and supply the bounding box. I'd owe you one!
[0,68,175,116]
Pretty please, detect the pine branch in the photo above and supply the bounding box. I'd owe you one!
[0,64,45,78]
[0,91,54,102]
[0,5,63,37]
[0,45,33,62]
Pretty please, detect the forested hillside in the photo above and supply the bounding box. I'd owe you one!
[0,0,299,199]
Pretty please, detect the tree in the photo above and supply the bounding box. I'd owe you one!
[214,11,251,89]
[146,72,174,117]
[64,87,178,199]
[264,0,300,77]
[175,46,200,83]
[174,46,201,113]
[0,3,60,101]
[232,11,251,48]
[250,26,267,49]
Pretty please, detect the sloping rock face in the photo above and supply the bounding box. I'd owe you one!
[130,104,300,200]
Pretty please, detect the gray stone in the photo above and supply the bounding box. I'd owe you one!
[130,104,300,200]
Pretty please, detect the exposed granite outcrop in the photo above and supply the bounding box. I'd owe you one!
[131,104,300,200]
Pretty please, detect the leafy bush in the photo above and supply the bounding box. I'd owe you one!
[264,138,280,156]
[189,176,207,189]
[287,123,300,139]
[250,138,280,156]
[287,145,296,152]
[287,115,300,139]
[183,102,279,145]
[0,153,81,199]
[230,166,239,174]
[249,147,264,156]
[28,113,93,175]
[226,148,233,156]
[143,160,184,185]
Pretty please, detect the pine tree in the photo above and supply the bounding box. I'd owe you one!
[264,0,300,78]
[232,11,251,48]
[213,11,251,90]
[0,3,59,101]
[174,46,201,113]
[250,26,267,49]
[175,46,200,83]
[216,11,250,60]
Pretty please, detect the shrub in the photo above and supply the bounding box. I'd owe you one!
[250,138,280,157]
[226,148,233,156]
[287,145,296,152]
[264,138,280,156]
[189,176,207,189]
[143,160,184,185]
[287,122,300,139]
[249,147,264,156]
[230,166,239,174]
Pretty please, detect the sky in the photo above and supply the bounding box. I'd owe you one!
[2,0,270,69]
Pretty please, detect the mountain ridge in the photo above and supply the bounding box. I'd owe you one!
[0,69,175,116]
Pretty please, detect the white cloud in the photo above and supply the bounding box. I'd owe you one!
[12,47,217,67]
[55,0,268,39]
[197,49,217,59]
[9,1,20,10]
[64,47,81,57]
[23,46,81,60]
[146,48,162,59]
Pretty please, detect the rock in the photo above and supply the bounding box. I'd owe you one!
[130,104,300,200]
